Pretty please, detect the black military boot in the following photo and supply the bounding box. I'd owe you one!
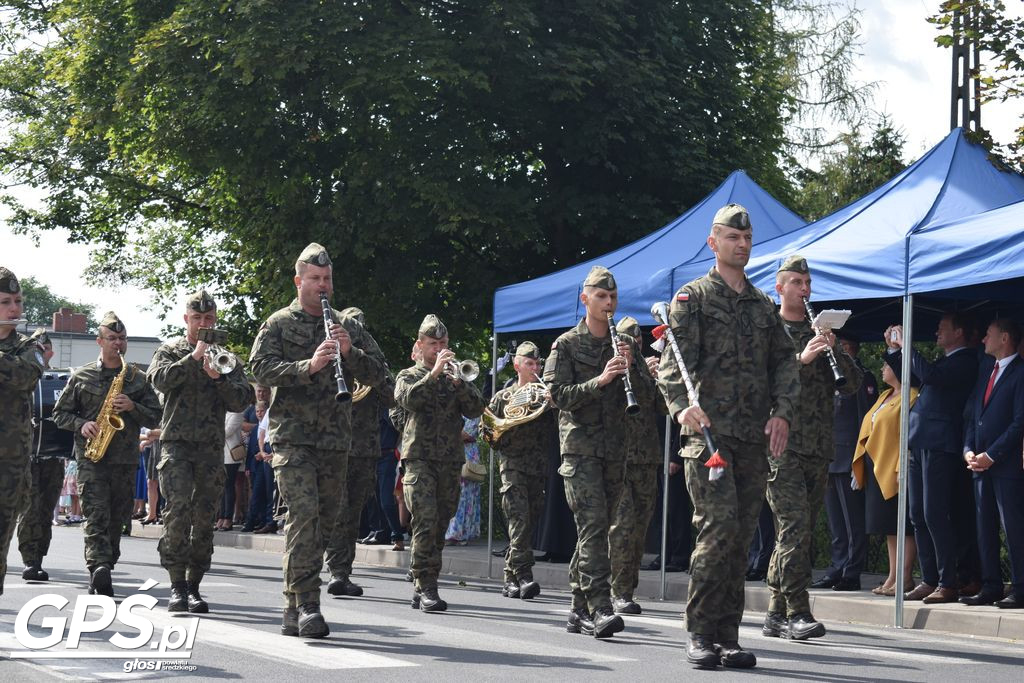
[297,603,329,638]
[686,634,720,669]
[90,566,114,598]
[717,641,757,668]
[22,564,49,582]
[589,606,625,639]
[502,579,521,598]
[327,575,364,597]
[762,611,786,638]
[281,607,299,637]
[566,607,595,634]
[418,586,448,613]
[785,612,826,641]
[168,581,188,612]
[186,581,209,613]
[518,576,541,600]
[612,594,642,615]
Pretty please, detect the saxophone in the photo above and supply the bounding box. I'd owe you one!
[83,353,129,463]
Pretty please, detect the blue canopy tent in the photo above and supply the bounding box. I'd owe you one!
[492,170,806,333]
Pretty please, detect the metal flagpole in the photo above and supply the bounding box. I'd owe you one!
[486,331,498,580]
[660,415,671,599]
[894,293,914,628]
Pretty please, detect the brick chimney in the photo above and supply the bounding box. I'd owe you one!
[53,307,88,334]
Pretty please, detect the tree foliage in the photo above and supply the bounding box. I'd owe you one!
[0,1,867,362]
[18,276,98,330]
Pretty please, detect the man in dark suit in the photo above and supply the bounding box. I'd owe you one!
[962,318,1024,608]
[886,312,979,604]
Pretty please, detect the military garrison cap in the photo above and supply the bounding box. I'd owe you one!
[0,267,20,294]
[186,289,217,312]
[712,204,751,230]
[616,316,641,338]
[297,242,332,267]
[778,254,809,274]
[341,307,365,325]
[583,265,617,291]
[99,311,125,334]
[515,341,540,359]
[418,314,448,339]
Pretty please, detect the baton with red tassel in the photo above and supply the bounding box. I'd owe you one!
[651,301,726,481]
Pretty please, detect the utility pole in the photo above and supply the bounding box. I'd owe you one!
[950,4,982,132]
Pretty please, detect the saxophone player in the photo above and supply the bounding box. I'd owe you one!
[53,312,161,596]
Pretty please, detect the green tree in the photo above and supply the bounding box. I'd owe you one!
[18,276,98,330]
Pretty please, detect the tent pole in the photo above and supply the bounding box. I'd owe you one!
[487,331,498,580]
[895,294,914,628]
[659,415,671,600]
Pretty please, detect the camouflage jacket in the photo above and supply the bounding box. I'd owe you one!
[627,359,669,464]
[658,268,799,444]
[147,337,255,447]
[0,331,45,461]
[782,317,862,458]
[53,359,162,466]
[487,384,557,472]
[249,299,389,450]
[544,318,656,459]
[351,380,396,458]
[395,361,485,462]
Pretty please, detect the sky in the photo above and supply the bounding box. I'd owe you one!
[3,1,1023,338]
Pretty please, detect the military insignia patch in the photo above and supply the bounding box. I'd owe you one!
[677,292,689,302]
[317,252,328,265]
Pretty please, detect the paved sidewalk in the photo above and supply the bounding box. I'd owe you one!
[132,521,1024,641]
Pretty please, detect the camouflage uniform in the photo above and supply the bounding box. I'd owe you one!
[544,272,654,616]
[53,322,162,574]
[0,268,45,594]
[658,266,799,643]
[249,293,388,608]
[395,315,485,593]
[147,292,255,586]
[766,258,861,618]
[325,308,395,584]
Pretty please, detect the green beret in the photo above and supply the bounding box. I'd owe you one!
[99,311,125,334]
[297,242,332,267]
[418,314,448,339]
[615,316,641,338]
[583,265,616,291]
[341,306,364,325]
[186,288,217,313]
[712,204,751,230]
[0,266,20,294]
[778,254,809,275]
[515,341,540,359]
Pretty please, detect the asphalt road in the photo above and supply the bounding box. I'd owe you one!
[3,527,1022,681]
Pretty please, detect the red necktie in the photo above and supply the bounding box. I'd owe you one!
[983,363,1000,407]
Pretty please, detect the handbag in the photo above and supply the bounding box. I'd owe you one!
[230,443,247,462]
[461,461,487,483]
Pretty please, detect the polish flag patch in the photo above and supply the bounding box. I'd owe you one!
[676,292,689,302]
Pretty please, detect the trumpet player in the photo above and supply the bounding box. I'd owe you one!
[147,290,254,613]
[249,243,388,639]
[395,314,484,612]
[0,267,45,598]
[489,341,556,601]
[53,312,161,597]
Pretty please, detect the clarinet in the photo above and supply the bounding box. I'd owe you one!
[606,313,640,415]
[802,297,847,388]
[319,292,352,402]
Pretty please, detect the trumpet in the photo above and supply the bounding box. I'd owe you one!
[205,345,237,374]
[445,358,480,382]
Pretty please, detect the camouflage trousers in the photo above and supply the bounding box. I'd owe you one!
[766,450,828,616]
[157,442,226,583]
[0,456,30,594]
[325,454,377,580]
[560,453,626,613]
[609,463,660,599]
[274,446,347,607]
[683,435,769,642]
[403,459,462,591]
[499,460,546,582]
[78,459,135,571]
[18,457,66,566]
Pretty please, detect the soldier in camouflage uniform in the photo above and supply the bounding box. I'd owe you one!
[0,267,45,597]
[608,316,666,615]
[250,243,388,639]
[762,256,861,640]
[324,306,395,598]
[395,314,485,612]
[544,266,653,639]
[148,290,254,613]
[489,341,556,600]
[53,312,162,597]
[657,205,799,669]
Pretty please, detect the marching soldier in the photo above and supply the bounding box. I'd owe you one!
[324,306,395,598]
[608,316,664,615]
[544,266,651,639]
[249,243,388,639]
[53,312,161,596]
[0,267,45,597]
[148,290,254,613]
[658,205,799,669]
[489,341,556,600]
[395,314,485,612]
